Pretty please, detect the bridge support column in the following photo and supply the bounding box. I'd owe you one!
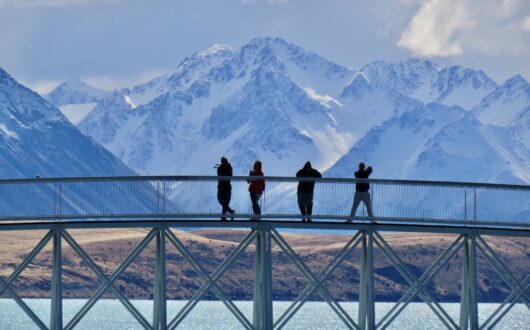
[51,227,63,330]
[153,226,167,330]
[253,223,273,330]
[358,229,375,330]
[460,233,478,330]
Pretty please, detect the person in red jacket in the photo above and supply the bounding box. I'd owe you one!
[248,160,265,220]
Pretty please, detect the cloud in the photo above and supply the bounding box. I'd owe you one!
[524,16,530,31]
[398,0,530,57]
[0,0,119,7]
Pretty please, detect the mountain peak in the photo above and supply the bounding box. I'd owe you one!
[503,74,529,88]
[197,43,234,57]
[46,79,108,107]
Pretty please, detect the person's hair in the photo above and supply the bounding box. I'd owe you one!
[253,160,262,170]
[359,162,365,169]
[221,156,228,164]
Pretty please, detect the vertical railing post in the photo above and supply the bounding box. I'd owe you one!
[153,225,167,330]
[51,227,63,330]
[460,233,478,330]
[358,229,375,330]
[253,223,273,330]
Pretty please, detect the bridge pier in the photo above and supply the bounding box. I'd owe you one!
[153,226,167,330]
[253,223,273,330]
[358,229,375,330]
[460,233,479,330]
[50,227,63,330]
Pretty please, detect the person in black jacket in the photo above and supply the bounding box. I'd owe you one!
[217,157,235,221]
[296,161,322,222]
[347,162,375,222]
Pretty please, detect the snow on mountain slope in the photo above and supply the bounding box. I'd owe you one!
[473,75,530,150]
[412,115,530,183]
[76,37,529,184]
[474,75,530,126]
[327,107,530,184]
[337,72,423,142]
[0,67,135,179]
[510,108,530,150]
[359,60,496,109]
[58,103,97,124]
[45,80,109,124]
[79,37,364,175]
[46,79,108,107]
[325,103,465,179]
[432,66,497,109]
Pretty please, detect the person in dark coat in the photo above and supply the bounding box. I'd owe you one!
[217,156,235,221]
[248,160,265,220]
[296,161,322,222]
[347,162,375,222]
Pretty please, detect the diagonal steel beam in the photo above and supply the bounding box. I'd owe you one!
[373,232,458,330]
[165,229,253,330]
[475,236,530,308]
[0,230,55,329]
[167,229,257,330]
[0,230,54,296]
[62,228,157,330]
[378,234,465,329]
[481,275,530,330]
[271,229,358,330]
[0,276,48,330]
[274,231,363,329]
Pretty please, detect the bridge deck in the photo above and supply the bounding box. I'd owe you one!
[0,176,528,329]
[0,175,528,231]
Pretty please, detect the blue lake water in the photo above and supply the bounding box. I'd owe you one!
[0,299,528,329]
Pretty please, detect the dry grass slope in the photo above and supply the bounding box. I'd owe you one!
[0,229,527,302]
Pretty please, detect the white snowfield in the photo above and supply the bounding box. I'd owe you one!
[49,37,529,184]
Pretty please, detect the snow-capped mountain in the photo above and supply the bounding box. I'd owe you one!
[473,75,530,149]
[411,115,530,183]
[326,104,530,184]
[45,80,109,124]
[326,103,465,179]
[0,68,134,178]
[79,37,365,175]
[46,79,108,106]
[76,37,529,184]
[359,60,497,109]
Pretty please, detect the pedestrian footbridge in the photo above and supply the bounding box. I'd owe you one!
[0,176,528,330]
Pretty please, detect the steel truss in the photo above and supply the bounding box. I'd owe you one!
[0,222,528,330]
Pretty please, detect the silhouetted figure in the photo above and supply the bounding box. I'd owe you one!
[296,161,322,222]
[217,157,235,221]
[248,160,265,220]
[347,162,375,222]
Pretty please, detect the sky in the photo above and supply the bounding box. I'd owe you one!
[1,0,529,93]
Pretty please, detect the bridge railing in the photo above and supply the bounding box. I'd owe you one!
[0,176,528,228]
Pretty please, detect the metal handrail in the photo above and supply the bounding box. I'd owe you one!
[0,175,528,229]
[0,175,529,190]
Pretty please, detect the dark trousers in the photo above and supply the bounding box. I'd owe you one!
[250,193,261,215]
[217,189,233,215]
[297,191,313,219]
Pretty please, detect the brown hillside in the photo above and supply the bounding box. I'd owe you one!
[0,229,527,302]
